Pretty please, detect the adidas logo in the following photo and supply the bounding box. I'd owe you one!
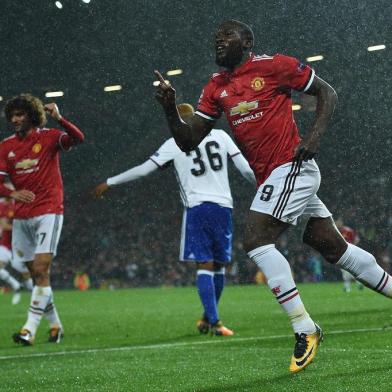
[8,151,15,158]
[220,90,228,98]
[188,252,196,259]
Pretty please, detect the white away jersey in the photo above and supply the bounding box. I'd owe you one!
[150,129,241,208]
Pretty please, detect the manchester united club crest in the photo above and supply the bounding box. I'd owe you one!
[251,77,265,91]
[32,143,42,153]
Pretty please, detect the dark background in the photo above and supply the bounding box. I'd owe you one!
[0,0,391,287]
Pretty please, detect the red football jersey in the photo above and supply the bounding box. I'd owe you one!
[0,198,14,249]
[339,226,359,244]
[196,53,314,186]
[0,128,67,218]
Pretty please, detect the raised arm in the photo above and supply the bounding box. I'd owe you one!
[44,103,85,150]
[92,159,158,199]
[294,75,338,161]
[154,70,213,152]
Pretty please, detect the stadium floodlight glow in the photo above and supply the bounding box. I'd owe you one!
[367,44,386,52]
[55,1,63,9]
[104,85,122,92]
[292,104,301,111]
[0,96,3,102]
[82,0,91,3]
[45,91,64,98]
[153,80,170,86]
[167,69,183,76]
[306,55,324,62]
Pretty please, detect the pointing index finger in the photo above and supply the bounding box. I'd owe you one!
[154,70,166,84]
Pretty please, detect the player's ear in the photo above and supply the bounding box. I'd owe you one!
[243,38,253,51]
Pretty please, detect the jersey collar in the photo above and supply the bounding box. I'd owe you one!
[220,52,254,78]
[16,127,38,140]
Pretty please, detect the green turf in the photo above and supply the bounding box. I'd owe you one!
[0,283,391,391]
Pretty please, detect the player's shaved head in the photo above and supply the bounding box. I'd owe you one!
[219,20,254,49]
[215,20,254,69]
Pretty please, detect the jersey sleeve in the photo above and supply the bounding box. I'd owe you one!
[218,130,241,158]
[0,144,9,176]
[195,78,222,121]
[149,139,180,168]
[274,54,315,92]
[46,128,66,149]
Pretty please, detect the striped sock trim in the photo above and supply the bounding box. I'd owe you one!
[375,272,386,290]
[276,287,299,304]
[29,305,45,312]
[29,308,44,316]
[375,272,389,292]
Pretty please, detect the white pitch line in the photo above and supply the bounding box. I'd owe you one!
[0,326,389,361]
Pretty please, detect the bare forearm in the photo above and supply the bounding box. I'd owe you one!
[308,87,338,139]
[163,105,202,151]
[295,76,338,161]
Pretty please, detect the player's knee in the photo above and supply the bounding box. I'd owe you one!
[31,264,50,283]
[197,262,214,271]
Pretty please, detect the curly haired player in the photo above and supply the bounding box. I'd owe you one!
[0,94,85,345]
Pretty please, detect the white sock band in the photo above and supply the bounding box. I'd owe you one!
[197,270,214,276]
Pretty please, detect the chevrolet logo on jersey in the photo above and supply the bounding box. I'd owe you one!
[15,158,39,170]
[230,101,258,116]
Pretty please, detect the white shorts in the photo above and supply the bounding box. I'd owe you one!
[0,245,12,264]
[250,160,331,225]
[12,214,64,263]
[0,245,29,273]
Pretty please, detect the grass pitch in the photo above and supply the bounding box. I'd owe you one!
[0,282,391,391]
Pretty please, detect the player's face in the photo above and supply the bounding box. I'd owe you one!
[10,110,32,134]
[215,25,244,68]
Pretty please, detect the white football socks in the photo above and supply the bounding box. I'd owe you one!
[24,278,34,291]
[0,268,21,291]
[44,293,63,329]
[248,244,316,334]
[24,286,52,336]
[337,244,392,297]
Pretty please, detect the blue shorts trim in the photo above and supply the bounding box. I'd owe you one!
[179,202,232,264]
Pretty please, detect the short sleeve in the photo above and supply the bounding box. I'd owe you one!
[196,78,222,121]
[218,130,241,158]
[274,54,315,92]
[149,139,180,168]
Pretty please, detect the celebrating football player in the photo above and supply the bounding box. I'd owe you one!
[154,20,392,373]
[0,94,85,345]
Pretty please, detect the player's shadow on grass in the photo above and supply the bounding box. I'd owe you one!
[136,333,200,346]
[192,364,392,392]
[315,306,389,318]
[191,372,292,392]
